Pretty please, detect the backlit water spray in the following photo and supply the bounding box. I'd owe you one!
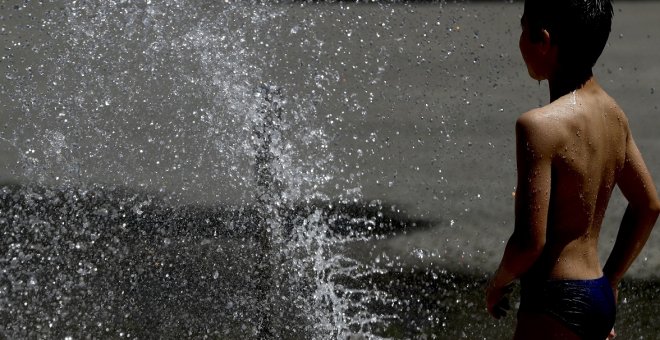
[0,1,409,338]
[11,0,655,339]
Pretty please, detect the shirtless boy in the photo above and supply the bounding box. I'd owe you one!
[485,0,660,339]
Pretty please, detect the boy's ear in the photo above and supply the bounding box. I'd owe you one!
[538,29,553,55]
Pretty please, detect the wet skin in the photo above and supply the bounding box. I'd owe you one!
[486,13,660,340]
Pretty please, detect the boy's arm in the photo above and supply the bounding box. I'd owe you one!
[603,132,660,287]
[487,113,552,314]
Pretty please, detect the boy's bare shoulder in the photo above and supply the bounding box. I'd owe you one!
[595,90,632,139]
[515,106,565,149]
[607,96,631,131]
[516,95,578,128]
[517,88,631,150]
[516,107,555,127]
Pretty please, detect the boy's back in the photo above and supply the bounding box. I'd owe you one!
[487,2,659,338]
[519,78,628,281]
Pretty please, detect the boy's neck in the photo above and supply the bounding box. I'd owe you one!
[548,68,594,102]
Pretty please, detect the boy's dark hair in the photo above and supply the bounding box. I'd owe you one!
[524,0,613,76]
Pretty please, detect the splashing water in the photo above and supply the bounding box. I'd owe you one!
[0,1,411,338]
[13,0,658,338]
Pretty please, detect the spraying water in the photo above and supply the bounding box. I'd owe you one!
[3,0,659,339]
[0,1,414,338]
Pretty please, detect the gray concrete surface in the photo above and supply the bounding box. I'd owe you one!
[1,1,659,277]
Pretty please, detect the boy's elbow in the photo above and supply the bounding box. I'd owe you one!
[629,197,660,218]
[637,198,660,228]
[650,198,660,218]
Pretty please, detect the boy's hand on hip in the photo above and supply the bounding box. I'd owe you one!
[486,281,513,319]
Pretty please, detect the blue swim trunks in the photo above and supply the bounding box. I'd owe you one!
[519,276,616,340]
